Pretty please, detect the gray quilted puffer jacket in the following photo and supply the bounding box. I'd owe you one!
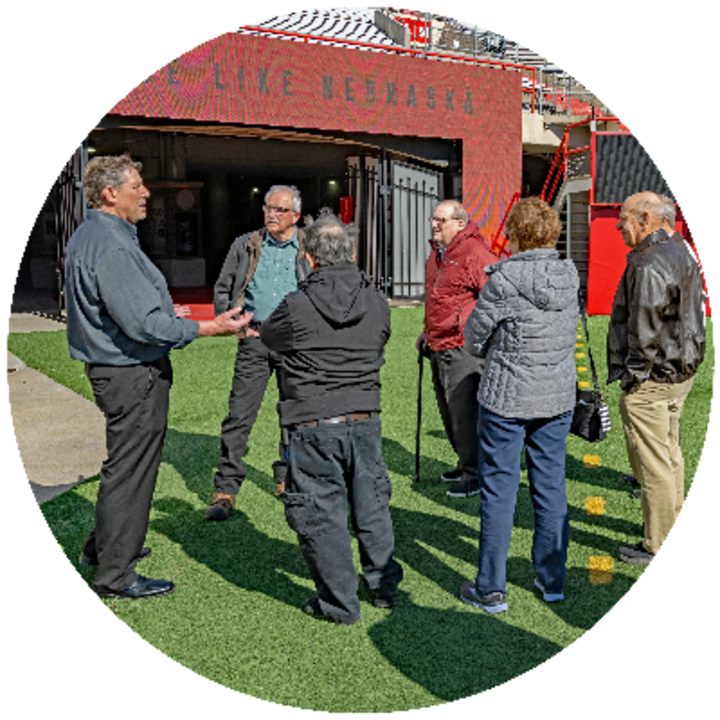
[464,248,579,420]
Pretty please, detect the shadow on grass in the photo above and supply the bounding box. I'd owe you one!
[37,437,636,706]
[384,433,642,547]
[150,495,311,609]
[367,591,563,702]
[161,428,281,503]
[40,483,98,587]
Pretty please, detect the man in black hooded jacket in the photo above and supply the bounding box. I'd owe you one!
[260,212,403,625]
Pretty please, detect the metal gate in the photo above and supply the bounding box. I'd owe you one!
[346,154,441,300]
[53,141,89,313]
[390,160,441,298]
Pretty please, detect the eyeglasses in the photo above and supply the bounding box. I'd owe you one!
[264,205,294,215]
[429,216,456,225]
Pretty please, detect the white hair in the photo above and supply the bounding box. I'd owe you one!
[265,185,302,213]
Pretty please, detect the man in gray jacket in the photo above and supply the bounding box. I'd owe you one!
[206,186,312,520]
[65,154,251,599]
[609,191,705,566]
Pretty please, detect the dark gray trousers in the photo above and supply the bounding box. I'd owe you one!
[214,336,284,495]
[429,345,485,482]
[83,356,172,593]
[282,416,403,624]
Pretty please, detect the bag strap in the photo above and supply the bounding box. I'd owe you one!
[578,290,602,395]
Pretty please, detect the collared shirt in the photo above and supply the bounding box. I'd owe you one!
[64,209,199,365]
[244,229,300,322]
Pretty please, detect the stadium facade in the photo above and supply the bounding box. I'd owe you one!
[17,9,695,316]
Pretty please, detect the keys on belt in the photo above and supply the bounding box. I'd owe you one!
[296,412,376,428]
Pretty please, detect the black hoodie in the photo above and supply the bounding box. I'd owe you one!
[259,263,391,426]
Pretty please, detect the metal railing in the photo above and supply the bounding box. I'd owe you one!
[540,115,628,207]
[490,191,520,258]
[375,9,603,116]
[239,24,540,113]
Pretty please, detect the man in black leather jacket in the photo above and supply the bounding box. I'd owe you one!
[608,191,706,565]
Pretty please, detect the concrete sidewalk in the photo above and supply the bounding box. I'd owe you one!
[7,312,106,504]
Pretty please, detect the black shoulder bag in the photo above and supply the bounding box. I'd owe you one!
[571,296,611,442]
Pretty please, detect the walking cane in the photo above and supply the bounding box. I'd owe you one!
[414,346,424,483]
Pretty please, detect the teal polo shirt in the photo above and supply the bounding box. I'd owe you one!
[244,229,300,322]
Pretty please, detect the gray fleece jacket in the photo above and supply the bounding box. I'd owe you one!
[464,248,579,420]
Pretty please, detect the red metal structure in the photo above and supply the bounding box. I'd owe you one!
[536,115,706,314]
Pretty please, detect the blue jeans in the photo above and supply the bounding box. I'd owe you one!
[475,407,572,596]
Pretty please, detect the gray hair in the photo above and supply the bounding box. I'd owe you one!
[83,154,142,209]
[434,199,467,224]
[659,194,676,228]
[631,192,665,221]
[265,185,302,213]
[303,210,357,267]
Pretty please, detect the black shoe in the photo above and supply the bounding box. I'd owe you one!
[79,546,152,567]
[372,585,397,609]
[618,541,654,566]
[440,467,463,483]
[446,477,480,498]
[302,597,356,625]
[95,575,175,599]
[621,473,641,488]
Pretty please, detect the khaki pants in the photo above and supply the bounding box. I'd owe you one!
[619,377,694,555]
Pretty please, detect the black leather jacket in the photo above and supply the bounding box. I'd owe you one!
[607,228,706,392]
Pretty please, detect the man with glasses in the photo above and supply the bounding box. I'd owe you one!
[206,186,312,520]
[416,200,498,497]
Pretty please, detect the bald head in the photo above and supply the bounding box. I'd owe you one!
[616,192,665,249]
[430,200,468,248]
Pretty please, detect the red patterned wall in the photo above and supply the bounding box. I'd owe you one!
[110,32,521,237]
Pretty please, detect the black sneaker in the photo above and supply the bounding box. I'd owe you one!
[621,473,641,488]
[372,585,397,609]
[440,467,463,482]
[446,477,480,498]
[459,581,508,614]
[302,598,357,625]
[618,541,654,566]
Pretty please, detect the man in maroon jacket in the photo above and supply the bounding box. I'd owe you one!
[416,200,498,497]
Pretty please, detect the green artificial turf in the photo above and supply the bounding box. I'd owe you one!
[7,309,715,712]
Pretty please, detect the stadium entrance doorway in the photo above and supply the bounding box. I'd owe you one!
[346,154,442,300]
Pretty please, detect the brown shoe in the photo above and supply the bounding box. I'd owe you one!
[205,492,236,521]
[272,460,288,498]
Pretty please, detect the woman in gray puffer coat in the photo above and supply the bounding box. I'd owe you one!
[459,197,579,615]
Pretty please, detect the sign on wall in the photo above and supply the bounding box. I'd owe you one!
[111,32,521,237]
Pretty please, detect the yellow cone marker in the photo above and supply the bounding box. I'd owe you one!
[583,455,601,468]
[588,556,614,585]
[576,352,585,359]
[585,496,606,515]
[578,380,590,389]
[577,366,588,373]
